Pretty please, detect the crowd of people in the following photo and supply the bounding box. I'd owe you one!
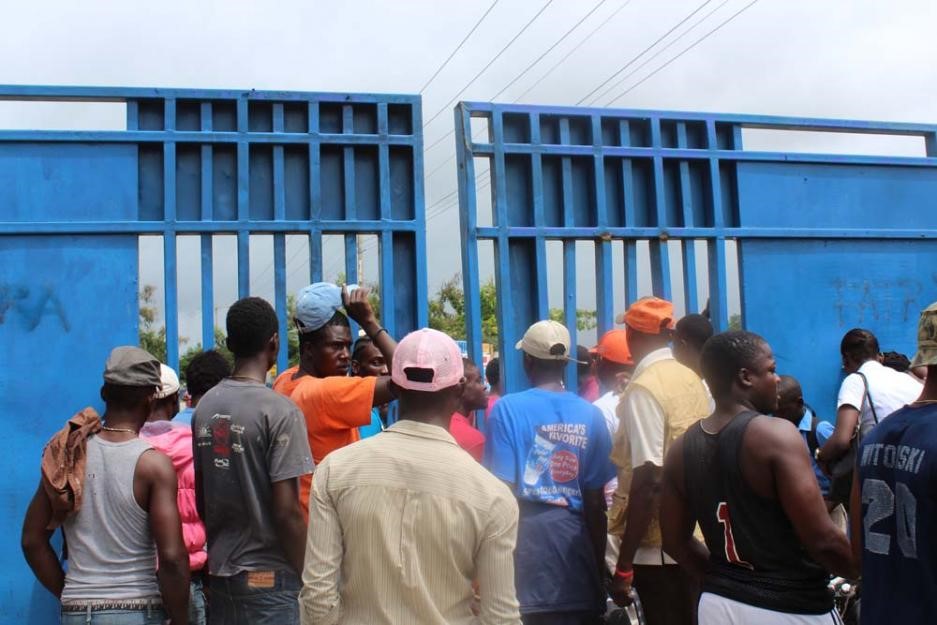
[19,280,937,625]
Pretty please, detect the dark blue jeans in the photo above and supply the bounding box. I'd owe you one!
[207,570,300,625]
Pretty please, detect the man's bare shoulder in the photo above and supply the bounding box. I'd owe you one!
[743,415,803,457]
[135,447,177,484]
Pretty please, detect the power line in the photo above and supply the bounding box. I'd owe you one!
[513,0,635,103]
[421,1,554,129]
[605,0,762,106]
[489,0,608,103]
[424,0,636,178]
[577,0,715,106]
[423,0,608,154]
[417,0,500,94]
[590,0,731,106]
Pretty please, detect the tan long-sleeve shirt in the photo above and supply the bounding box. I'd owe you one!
[300,419,521,625]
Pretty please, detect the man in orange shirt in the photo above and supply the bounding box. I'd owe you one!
[273,282,397,510]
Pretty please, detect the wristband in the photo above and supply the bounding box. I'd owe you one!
[614,567,634,582]
[372,327,389,339]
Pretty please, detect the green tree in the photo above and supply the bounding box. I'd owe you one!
[549,308,598,332]
[428,274,499,343]
[178,327,234,383]
[728,313,742,331]
[428,274,596,345]
[138,285,168,363]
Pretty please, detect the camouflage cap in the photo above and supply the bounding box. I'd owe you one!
[911,301,937,368]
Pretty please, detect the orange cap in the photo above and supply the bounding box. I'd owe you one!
[615,297,675,335]
[595,329,632,365]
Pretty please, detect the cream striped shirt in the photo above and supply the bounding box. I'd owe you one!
[300,419,521,625]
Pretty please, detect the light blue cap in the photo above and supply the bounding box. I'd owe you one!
[294,282,358,332]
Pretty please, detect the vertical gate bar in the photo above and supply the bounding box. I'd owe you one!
[200,102,214,223]
[926,131,937,157]
[560,117,573,227]
[274,234,288,373]
[163,234,179,371]
[377,103,392,328]
[237,231,251,299]
[625,240,638,306]
[412,98,428,329]
[200,235,214,349]
[272,103,286,222]
[309,230,323,283]
[341,104,357,335]
[198,102,214,348]
[236,97,250,298]
[707,238,729,331]
[163,98,179,370]
[342,105,357,222]
[379,230,397,338]
[563,239,578,392]
[309,99,322,285]
[682,239,699,314]
[377,103,391,222]
[491,108,521,391]
[344,234,359,337]
[619,120,638,306]
[530,112,549,319]
[126,100,139,131]
[649,116,671,300]
[457,104,484,369]
[272,99,288,364]
[559,117,578,390]
[676,122,699,314]
[592,114,613,332]
[344,234,358,284]
[705,119,729,330]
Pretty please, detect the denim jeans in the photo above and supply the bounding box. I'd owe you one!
[190,578,207,625]
[208,570,300,625]
[61,606,165,625]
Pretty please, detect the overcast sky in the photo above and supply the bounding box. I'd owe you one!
[2,0,934,347]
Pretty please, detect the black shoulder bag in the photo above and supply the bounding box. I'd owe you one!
[828,371,878,506]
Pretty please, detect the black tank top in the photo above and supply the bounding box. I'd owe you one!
[683,411,833,614]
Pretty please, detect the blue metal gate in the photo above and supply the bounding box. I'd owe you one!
[0,85,426,624]
[455,101,937,400]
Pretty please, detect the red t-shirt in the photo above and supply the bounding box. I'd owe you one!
[484,393,501,423]
[449,412,486,463]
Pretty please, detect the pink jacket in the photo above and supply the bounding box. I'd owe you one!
[140,421,207,572]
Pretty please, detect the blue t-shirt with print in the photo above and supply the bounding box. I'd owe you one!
[485,387,615,513]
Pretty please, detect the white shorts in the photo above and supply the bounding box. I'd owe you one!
[698,593,842,625]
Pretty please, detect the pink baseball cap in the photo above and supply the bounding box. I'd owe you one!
[391,328,465,392]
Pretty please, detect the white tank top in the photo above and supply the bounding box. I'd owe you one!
[60,436,160,602]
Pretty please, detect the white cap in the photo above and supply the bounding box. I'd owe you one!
[154,364,180,399]
[515,320,584,363]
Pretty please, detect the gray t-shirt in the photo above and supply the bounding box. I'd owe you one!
[193,378,314,577]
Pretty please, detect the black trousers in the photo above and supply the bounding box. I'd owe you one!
[633,564,699,625]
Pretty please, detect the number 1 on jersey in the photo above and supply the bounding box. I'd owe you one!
[717,502,753,569]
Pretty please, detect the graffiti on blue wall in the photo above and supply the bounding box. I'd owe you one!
[0,284,70,331]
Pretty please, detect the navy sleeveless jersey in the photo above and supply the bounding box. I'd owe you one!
[859,403,937,625]
[684,412,832,614]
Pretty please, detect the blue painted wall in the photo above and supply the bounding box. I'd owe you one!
[0,85,426,624]
[455,101,937,408]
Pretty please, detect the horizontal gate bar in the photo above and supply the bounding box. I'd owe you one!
[0,220,421,235]
[471,227,937,240]
[0,84,418,103]
[0,130,419,145]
